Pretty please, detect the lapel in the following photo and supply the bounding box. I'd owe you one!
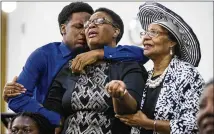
[153,57,179,120]
[140,70,151,109]
[140,57,179,120]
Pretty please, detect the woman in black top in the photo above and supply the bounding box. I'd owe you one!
[44,7,147,134]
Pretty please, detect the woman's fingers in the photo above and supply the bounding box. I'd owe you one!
[105,80,127,98]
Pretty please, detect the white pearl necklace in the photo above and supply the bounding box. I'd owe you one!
[146,67,168,88]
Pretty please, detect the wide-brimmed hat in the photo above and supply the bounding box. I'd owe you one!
[137,2,201,67]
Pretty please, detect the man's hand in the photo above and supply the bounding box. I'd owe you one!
[2,76,26,102]
[71,49,104,73]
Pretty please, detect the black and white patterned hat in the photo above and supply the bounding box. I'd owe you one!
[137,2,201,67]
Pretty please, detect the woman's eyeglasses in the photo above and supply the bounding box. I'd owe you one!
[84,18,118,29]
[140,30,167,38]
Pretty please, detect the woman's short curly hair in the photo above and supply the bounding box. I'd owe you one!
[95,7,124,44]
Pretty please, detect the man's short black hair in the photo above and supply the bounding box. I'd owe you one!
[58,2,94,35]
[95,8,124,44]
[9,112,55,134]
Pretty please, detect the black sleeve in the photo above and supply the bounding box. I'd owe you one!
[120,62,148,109]
[43,63,71,116]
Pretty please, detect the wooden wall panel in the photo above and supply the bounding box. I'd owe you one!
[1,10,8,134]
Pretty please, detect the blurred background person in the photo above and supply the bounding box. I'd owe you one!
[197,78,214,134]
[9,112,55,134]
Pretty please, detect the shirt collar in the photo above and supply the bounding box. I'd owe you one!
[59,42,73,57]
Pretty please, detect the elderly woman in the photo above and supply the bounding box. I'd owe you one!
[44,7,147,134]
[108,2,205,134]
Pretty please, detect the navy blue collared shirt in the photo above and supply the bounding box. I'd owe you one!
[8,42,148,126]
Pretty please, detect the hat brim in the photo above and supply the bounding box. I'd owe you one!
[137,2,201,67]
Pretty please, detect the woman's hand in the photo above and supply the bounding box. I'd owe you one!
[105,80,127,99]
[115,110,152,129]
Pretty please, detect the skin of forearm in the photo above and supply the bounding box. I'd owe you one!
[145,119,170,134]
[112,92,137,114]
[95,49,104,60]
